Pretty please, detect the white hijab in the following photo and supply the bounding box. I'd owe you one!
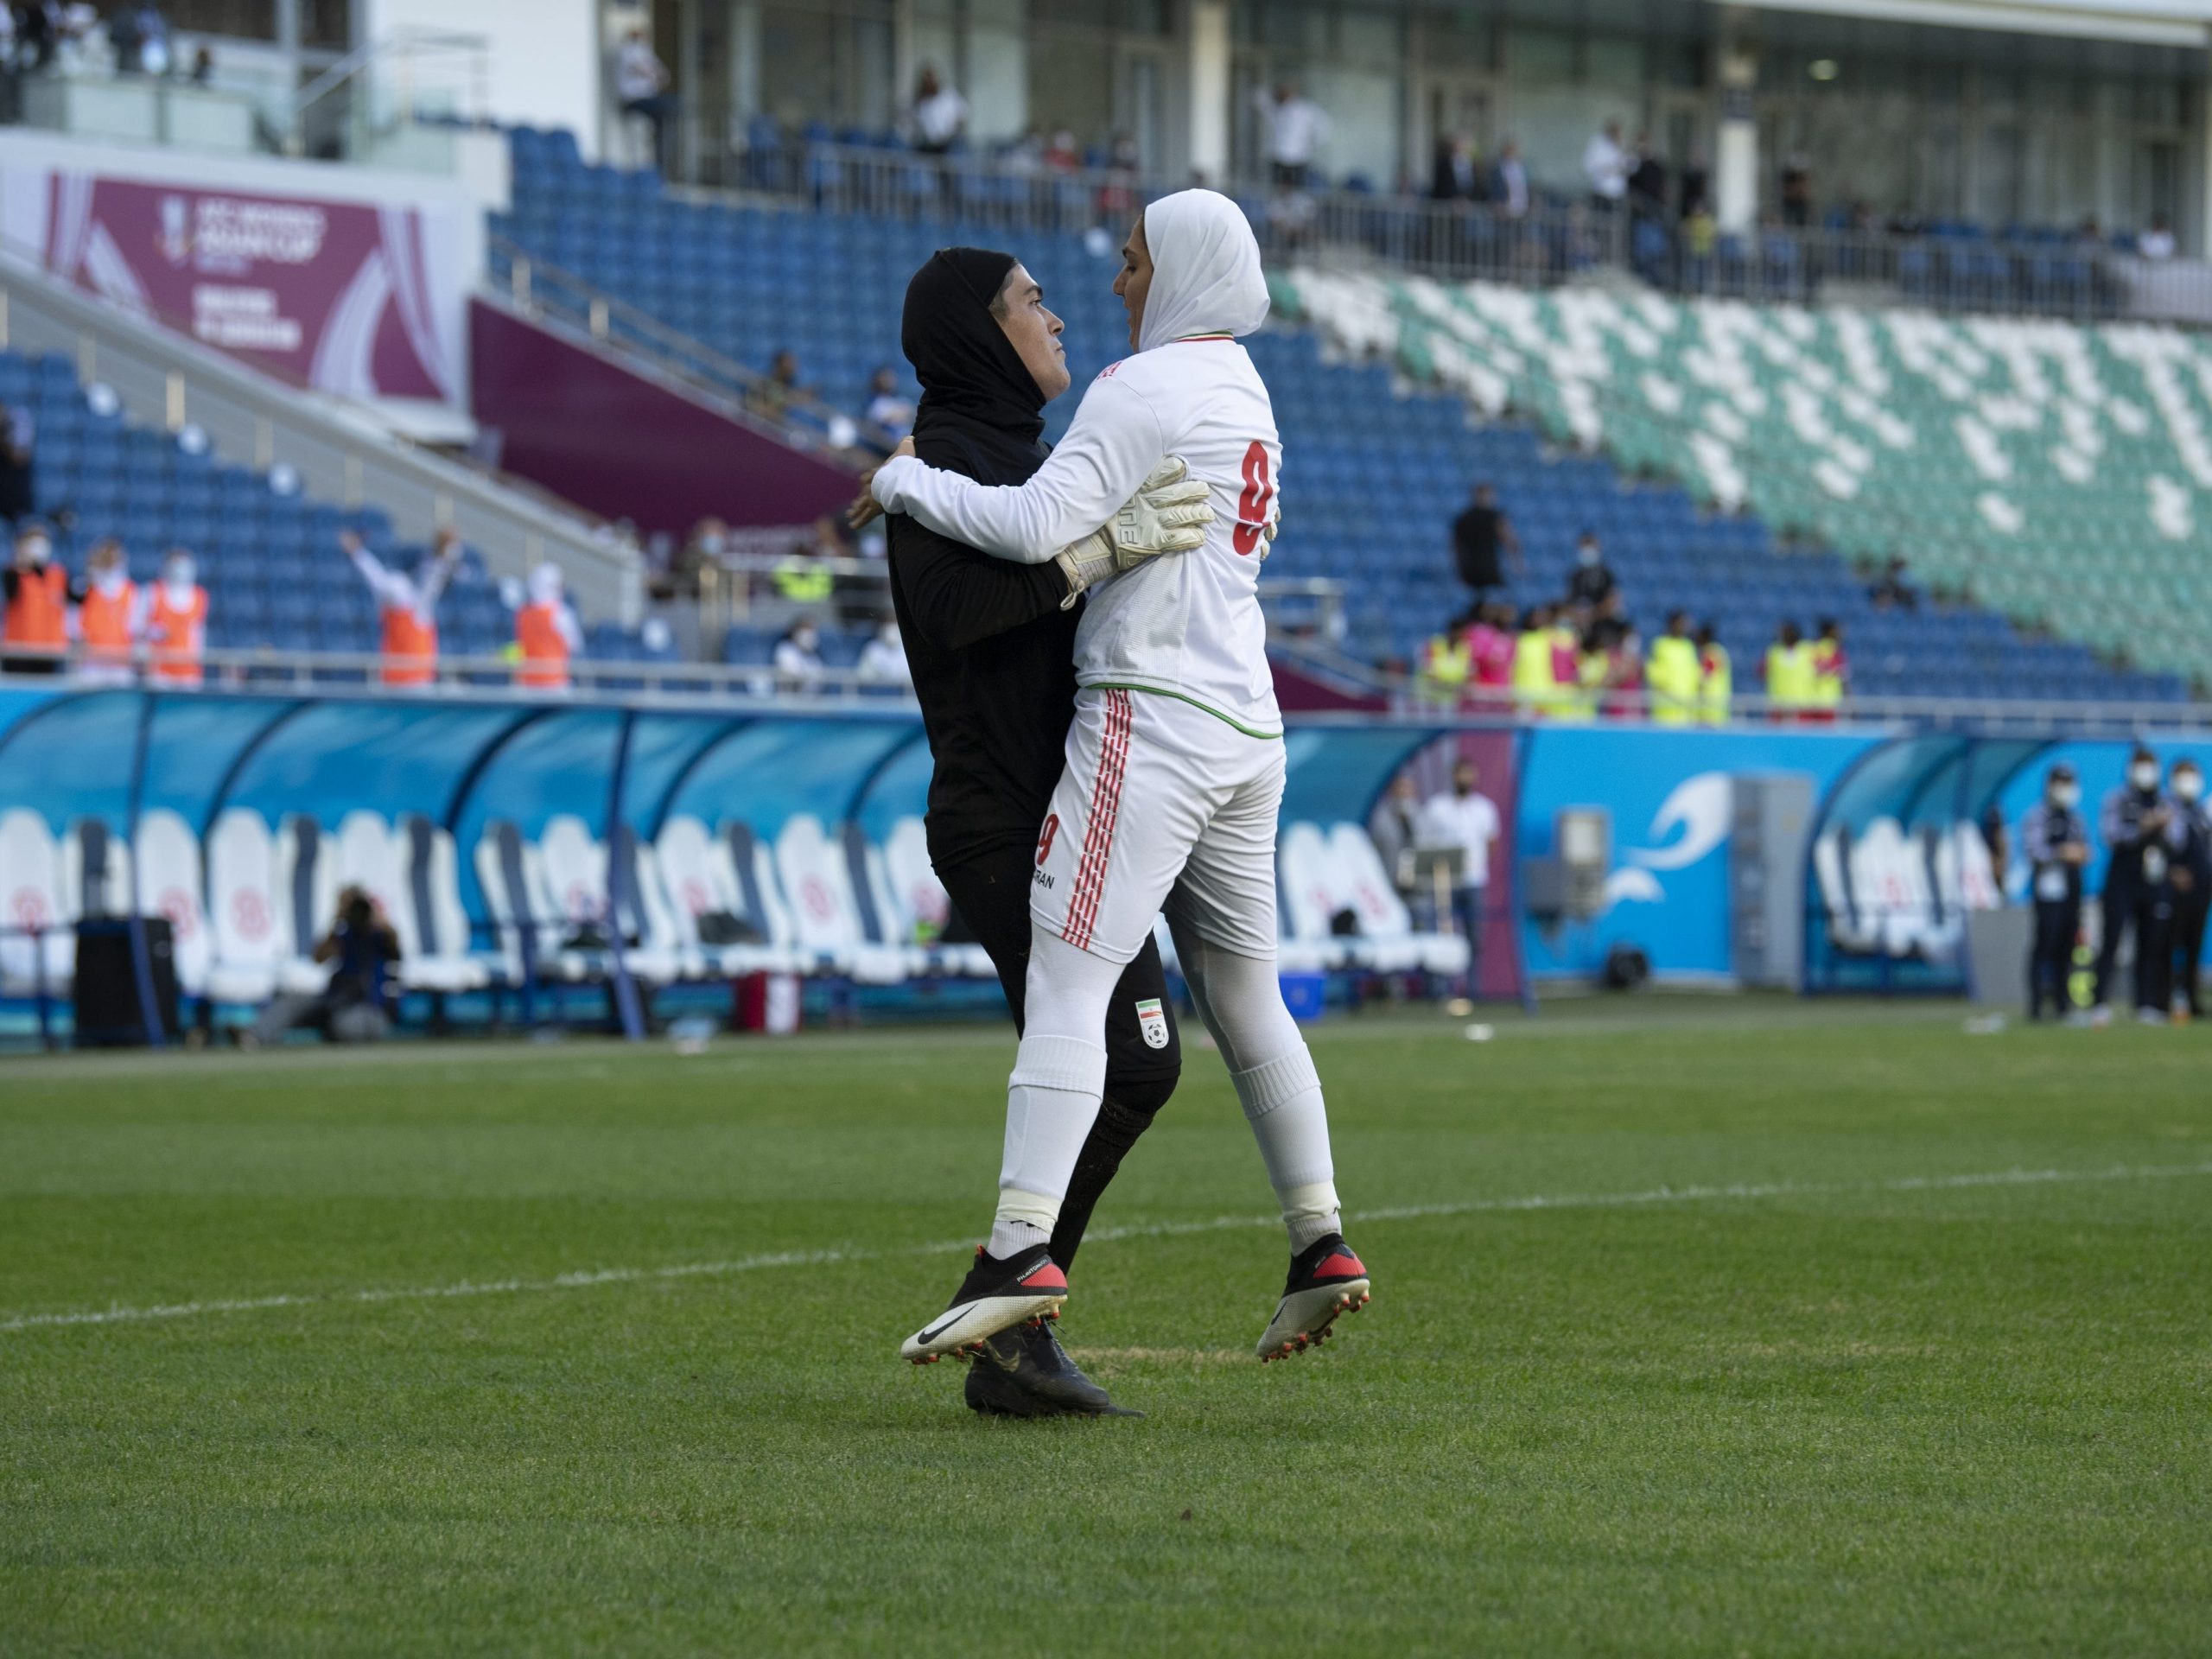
[1136,189,1271,353]
[527,560,565,606]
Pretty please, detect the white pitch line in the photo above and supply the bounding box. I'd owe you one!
[3,1160,2208,1338]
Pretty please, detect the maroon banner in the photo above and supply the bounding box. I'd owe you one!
[32,171,459,402]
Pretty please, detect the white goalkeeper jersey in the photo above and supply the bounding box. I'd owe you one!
[871,190,1284,739]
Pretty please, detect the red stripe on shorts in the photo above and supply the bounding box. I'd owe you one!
[1062,689,1133,950]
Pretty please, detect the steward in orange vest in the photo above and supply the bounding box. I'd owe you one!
[342,526,460,688]
[3,524,67,675]
[144,551,208,685]
[73,538,139,683]
[514,561,583,690]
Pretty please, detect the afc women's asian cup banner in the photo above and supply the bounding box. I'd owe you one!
[6,166,465,406]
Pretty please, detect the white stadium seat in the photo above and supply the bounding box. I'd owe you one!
[0,808,73,994]
[205,808,281,1003]
[474,820,591,984]
[134,808,210,996]
[394,816,492,992]
[773,813,905,984]
[1275,821,1349,974]
[1325,823,1464,975]
[881,816,993,978]
[653,815,804,976]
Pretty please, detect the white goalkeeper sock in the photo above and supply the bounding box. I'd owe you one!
[987,939,1118,1259]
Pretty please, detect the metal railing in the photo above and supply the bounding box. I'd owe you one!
[609,132,2212,327]
[0,245,644,625]
[5,645,2200,737]
[288,29,490,162]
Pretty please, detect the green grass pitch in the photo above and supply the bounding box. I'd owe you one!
[3,998,2208,1656]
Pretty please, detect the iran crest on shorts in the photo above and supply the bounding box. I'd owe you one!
[1135,996,1169,1049]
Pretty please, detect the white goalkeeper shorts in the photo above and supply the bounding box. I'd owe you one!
[1028,685,1284,966]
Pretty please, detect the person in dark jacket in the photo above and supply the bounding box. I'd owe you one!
[1451,482,1521,600]
[2165,757,2209,1019]
[879,246,1194,1418]
[2020,762,2090,1021]
[2093,745,2174,1023]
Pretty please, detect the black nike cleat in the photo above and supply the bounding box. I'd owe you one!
[1255,1234,1370,1362]
[900,1243,1068,1363]
[964,1318,1143,1418]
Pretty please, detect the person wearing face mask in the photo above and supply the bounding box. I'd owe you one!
[771,617,824,692]
[2093,746,2175,1026]
[2020,763,2091,1023]
[512,561,583,691]
[2164,759,2209,1020]
[3,523,68,675]
[70,538,140,684]
[143,549,208,685]
[855,614,911,690]
[1565,531,1614,607]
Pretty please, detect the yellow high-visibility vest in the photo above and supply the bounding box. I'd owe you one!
[1766,641,1817,709]
[1647,634,1700,724]
[1810,639,1845,708]
[1511,627,1556,715]
[772,558,834,602]
[1422,632,1471,687]
[1699,644,1732,725]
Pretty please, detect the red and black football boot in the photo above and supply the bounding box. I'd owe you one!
[1255,1234,1370,1362]
[900,1243,1068,1363]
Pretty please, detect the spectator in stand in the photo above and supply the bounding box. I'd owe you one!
[772,617,825,692]
[143,548,207,685]
[1695,620,1731,724]
[109,2,170,74]
[1678,147,1710,219]
[1431,132,1479,202]
[0,404,35,524]
[1868,554,1917,611]
[1452,482,1522,602]
[613,29,675,173]
[2,521,66,674]
[1809,617,1848,721]
[16,1,57,72]
[751,349,815,421]
[1096,130,1142,226]
[2137,213,2177,261]
[1763,619,1815,721]
[1467,601,1515,704]
[1042,129,1082,174]
[1582,119,1630,210]
[69,537,138,684]
[910,65,967,156]
[1491,140,1530,219]
[856,615,912,690]
[1552,605,1590,719]
[1421,608,1472,696]
[1566,530,1614,607]
[1415,760,1501,995]
[1647,609,1700,725]
[188,43,213,84]
[1595,619,1644,718]
[1254,81,1329,190]
[862,365,917,451]
[512,561,583,690]
[341,527,458,689]
[666,515,728,599]
[1628,133,1668,219]
[1511,602,1557,716]
[1374,772,1422,897]
[771,524,835,607]
[2071,214,2104,249]
[1779,153,1812,227]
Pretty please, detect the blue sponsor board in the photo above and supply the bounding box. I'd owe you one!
[1514,723,1880,982]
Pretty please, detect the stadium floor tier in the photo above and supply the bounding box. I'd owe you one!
[494,131,2189,706]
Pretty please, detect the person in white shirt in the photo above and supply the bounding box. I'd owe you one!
[613,29,673,171]
[1253,82,1330,190]
[1414,760,1501,994]
[911,65,967,156]
[855,616,911,690]
[1583,119,1630,207]
[2137,213,2177,261]
[862,365,916,451]
[1491,140,1530,219]
[772,618,825,691]
[869,188,1370,1370]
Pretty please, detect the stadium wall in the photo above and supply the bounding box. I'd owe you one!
[467,297,858,535]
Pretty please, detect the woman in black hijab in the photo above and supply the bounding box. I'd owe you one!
[883,247,1179,1420]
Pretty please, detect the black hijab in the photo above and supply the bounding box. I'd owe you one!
[901,246,1048,486]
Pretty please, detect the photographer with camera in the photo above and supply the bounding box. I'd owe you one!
[245,885,402,1047]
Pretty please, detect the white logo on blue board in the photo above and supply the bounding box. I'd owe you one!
[1601,772,1732,911]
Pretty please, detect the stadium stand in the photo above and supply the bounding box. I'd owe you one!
[1276,270,2208,692]
[493,130,2190,705]
[0,346,655,670]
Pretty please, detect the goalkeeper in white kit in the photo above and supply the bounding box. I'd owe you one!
[869,190,1370,1368]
